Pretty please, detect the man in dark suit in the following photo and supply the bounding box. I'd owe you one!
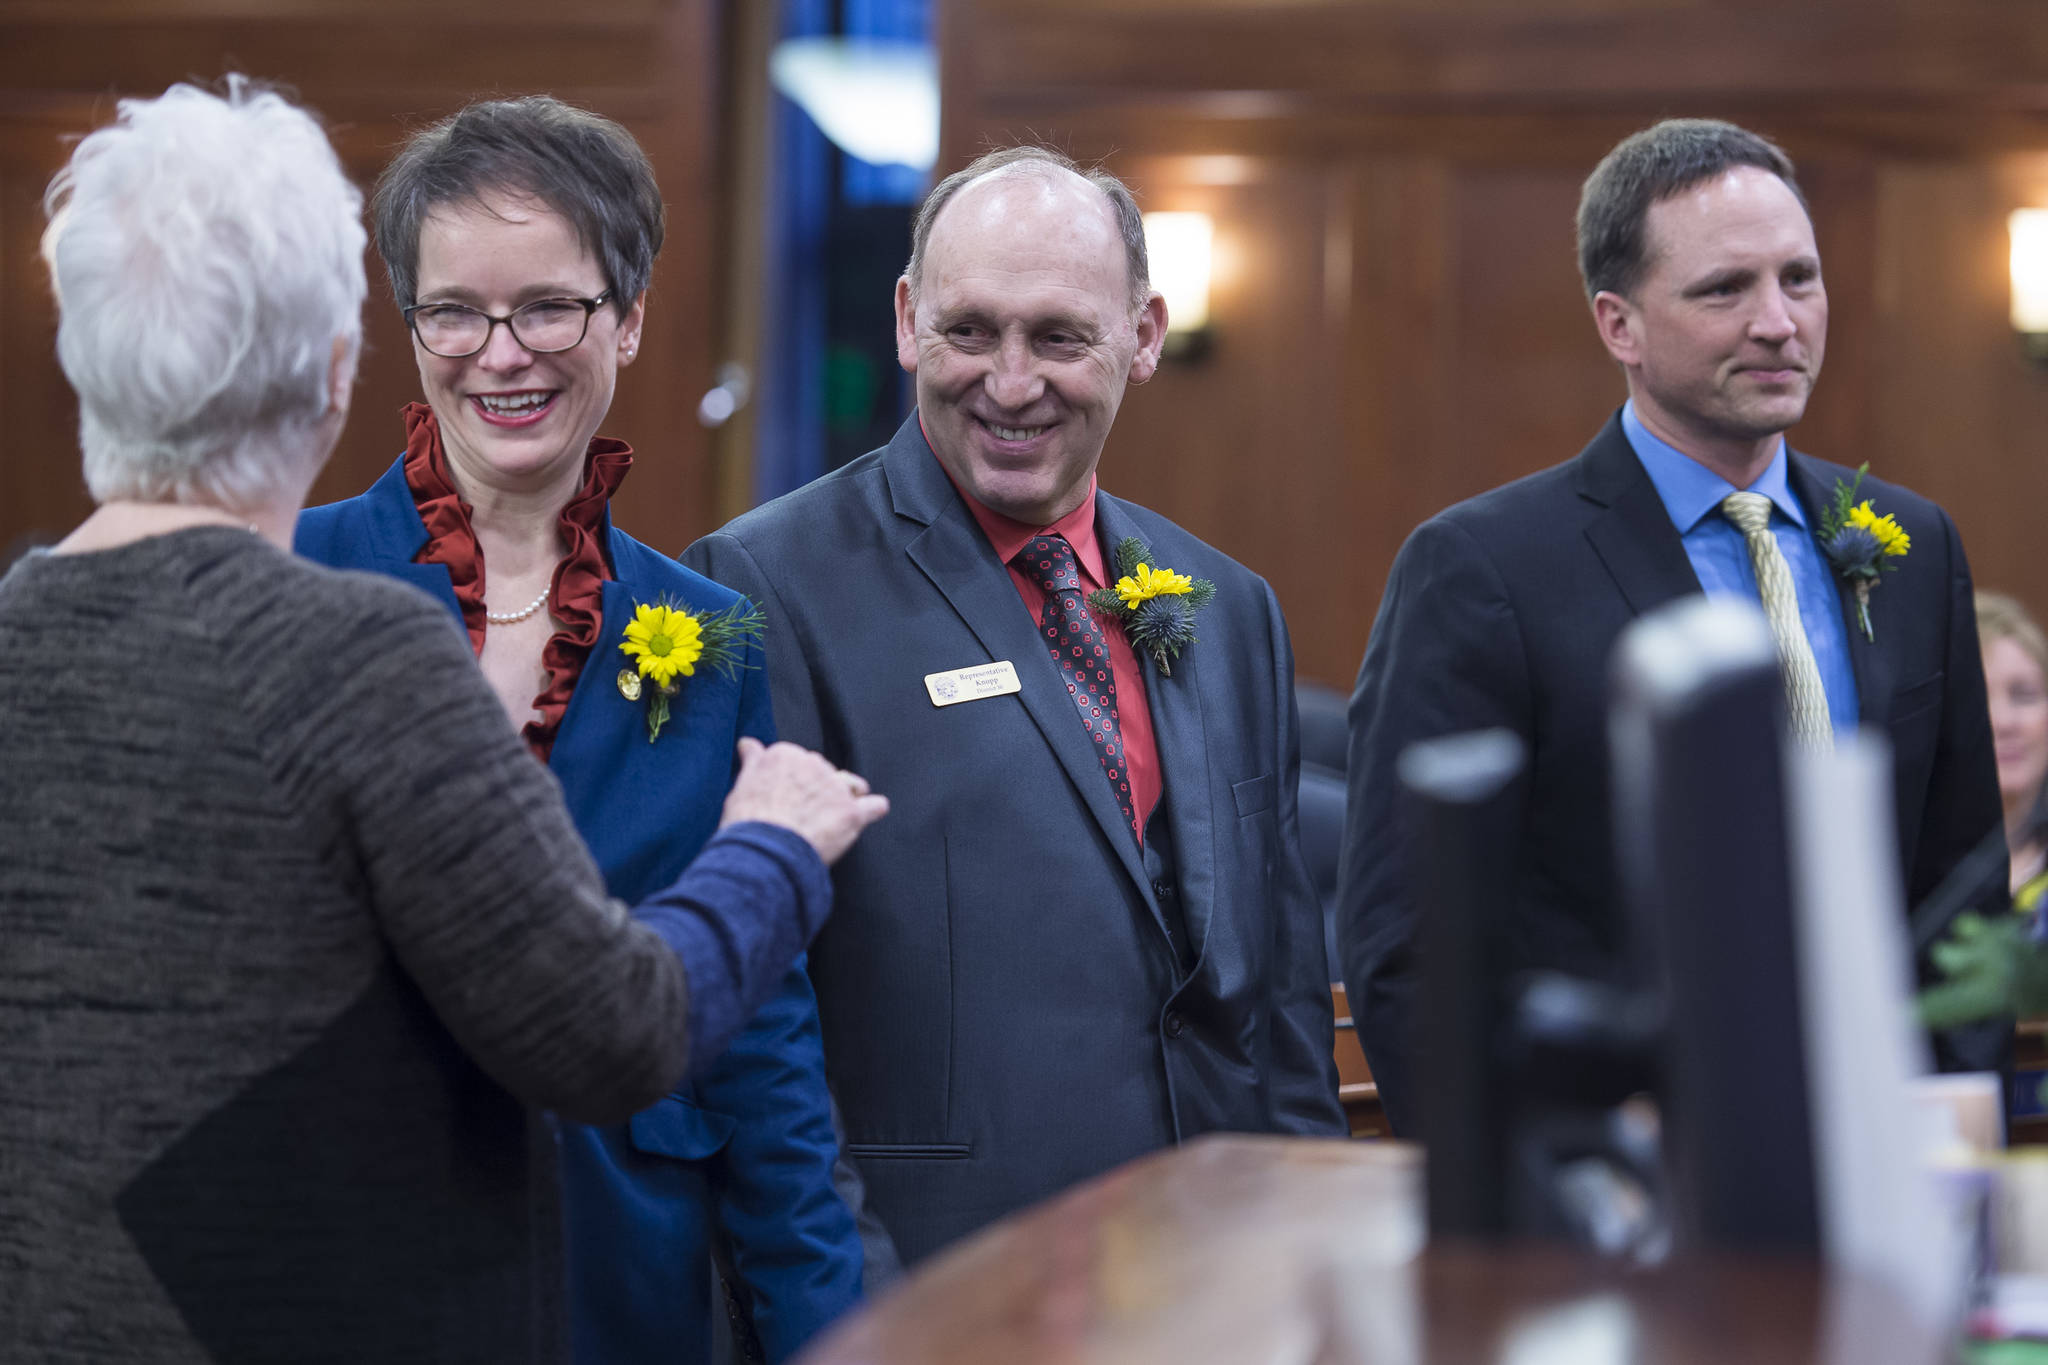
[684,146,1343,1267]
[1341,118,2007,1137]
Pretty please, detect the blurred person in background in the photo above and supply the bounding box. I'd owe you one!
[294,97,865,1364]
[0,79,881,1363]
[1978,590,2048,910]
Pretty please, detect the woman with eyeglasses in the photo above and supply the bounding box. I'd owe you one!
[295,97,867,1364]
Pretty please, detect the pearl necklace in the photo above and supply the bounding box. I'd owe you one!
[486,584,551,625]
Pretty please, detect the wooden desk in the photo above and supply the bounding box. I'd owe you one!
[798,1135,1945,1365]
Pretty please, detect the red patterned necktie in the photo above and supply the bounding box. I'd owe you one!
[1013,534,1137,833]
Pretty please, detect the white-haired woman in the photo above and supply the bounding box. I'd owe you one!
[0,80,883,1362]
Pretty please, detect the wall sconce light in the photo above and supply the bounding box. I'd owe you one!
[2010,209,2048,361]
[1143,211,1214,361]
[769,38,938,171]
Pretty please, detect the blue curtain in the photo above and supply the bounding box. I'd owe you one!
[756,0,931,504]
[754,0,833,506]
[840,0,929,209]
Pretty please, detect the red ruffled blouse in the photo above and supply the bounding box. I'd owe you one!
[399,401,631,762]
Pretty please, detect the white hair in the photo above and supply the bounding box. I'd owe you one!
[42,77,367,510]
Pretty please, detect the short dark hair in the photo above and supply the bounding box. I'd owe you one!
[1576,118,1806,300]
[372,96,662,316]
[904,145,1150,308]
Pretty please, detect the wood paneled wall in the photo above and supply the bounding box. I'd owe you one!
[0,0,729,559]
[939,0,2048,689]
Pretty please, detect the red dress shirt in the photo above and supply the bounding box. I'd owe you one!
[938,457,1163,843]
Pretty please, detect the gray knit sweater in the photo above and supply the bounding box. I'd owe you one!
[0,528,816,1363]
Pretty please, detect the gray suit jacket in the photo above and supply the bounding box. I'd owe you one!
[684,414,1343,1266]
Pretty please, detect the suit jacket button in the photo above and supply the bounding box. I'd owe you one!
[1165,1011,1186,1038]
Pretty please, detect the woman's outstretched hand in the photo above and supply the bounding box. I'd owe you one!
[719,737,889,865]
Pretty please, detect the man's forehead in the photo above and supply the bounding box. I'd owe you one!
[920,169,1127,304]
[932,166,1118,254]
[1641,168,1817,272]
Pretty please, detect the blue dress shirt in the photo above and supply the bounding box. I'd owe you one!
[1622,401,1860,734]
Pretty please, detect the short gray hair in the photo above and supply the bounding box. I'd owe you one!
[904,146,1150,309]
[1576,118,1806,301]
[43,77,366,510]
[372,96,662,318]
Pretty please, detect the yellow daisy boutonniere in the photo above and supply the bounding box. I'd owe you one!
[1845,501,1911,559]
[620,604,704,685]
[1113,562,1195,612]
[1816,463,1910,643]
[1086,536,1216,676]
[617,597,764,741]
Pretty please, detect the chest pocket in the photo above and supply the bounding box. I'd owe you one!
[1233,772,1276,818]
[1889,672,1943,726]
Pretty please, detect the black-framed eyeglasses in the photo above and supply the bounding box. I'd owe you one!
[403,290,614,359]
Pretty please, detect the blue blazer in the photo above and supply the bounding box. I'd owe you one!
[297,457,862,1363]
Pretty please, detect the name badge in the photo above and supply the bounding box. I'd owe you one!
[925,660,1022,708]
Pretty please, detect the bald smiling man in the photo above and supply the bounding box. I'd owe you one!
[685,146,1343,1267]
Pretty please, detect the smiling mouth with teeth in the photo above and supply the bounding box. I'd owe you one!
[985,421,1049,441]
[475,391,555,418]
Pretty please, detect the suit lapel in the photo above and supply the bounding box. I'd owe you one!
[885,423,1159,911]
[392,562,464,624]
[1576,417,1704,618]
[1100,496,1215,965]
[1788,452,1896,725]
[548,579,638,803]
[552,523,687,801]
[349,457,466,627]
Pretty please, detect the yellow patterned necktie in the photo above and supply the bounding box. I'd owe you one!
[1721,491,1834,752]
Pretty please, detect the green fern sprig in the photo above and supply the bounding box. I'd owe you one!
[1818,462,1870,542]
[1108,536,1149,583]
[688,597,766,679]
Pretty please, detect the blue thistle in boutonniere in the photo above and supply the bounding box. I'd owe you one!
[616,596,764,741]
[1086,537,1216,676]
[1814,463,1910,643]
